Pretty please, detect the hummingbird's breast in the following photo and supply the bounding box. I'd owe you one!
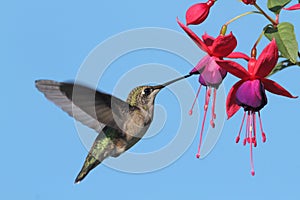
[123,108,153,142]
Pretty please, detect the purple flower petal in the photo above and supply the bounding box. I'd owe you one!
[198,57,227,87]
[235,79,267,111]
[190,55,211,74]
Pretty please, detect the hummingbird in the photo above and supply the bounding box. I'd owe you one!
[35,74,190,183]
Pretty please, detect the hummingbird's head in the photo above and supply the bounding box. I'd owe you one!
[126,74,191,110]
[127,85,164,110]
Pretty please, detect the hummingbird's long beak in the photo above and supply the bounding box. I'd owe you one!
[152,74,192,90]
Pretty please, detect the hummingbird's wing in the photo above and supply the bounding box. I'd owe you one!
[35,80,136,133]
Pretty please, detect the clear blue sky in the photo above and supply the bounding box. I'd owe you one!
[1,0,300,199]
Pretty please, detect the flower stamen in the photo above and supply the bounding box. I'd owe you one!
[210,88,217,128]
[248,111,256,176]
[196,87,211,158]
[252,112,257,147]
[236,112,246,143]
[258,111,267,143]
[249,119,255,176]
[189,85,202,116]
[244,111,251,146]
[249,111,253,144]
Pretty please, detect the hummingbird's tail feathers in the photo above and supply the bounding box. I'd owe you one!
[74,132,116,184]
[74,154,102,184]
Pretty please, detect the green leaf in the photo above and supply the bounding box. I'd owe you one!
[267,0,291,14]
[264,22,298,64]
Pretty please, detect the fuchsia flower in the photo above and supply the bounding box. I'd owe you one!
[242,0,256,5]
[217,40,297,176]
[186,0,215,25]
[177,18,237,158]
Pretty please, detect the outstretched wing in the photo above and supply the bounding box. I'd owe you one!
[35,80,136,133]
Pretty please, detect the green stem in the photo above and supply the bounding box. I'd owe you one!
[252,31,264,56]
[254,3,277,25]
[225,11,261,26]
[268,60,300,77]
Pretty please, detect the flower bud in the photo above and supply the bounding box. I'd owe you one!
[186,1,215,25]
[242,0,256,5]
[283,3,300,11]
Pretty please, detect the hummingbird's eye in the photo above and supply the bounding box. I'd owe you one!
[143,88,152,96]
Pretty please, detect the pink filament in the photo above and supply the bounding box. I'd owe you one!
[210,88,217,128]
[236,112,246,143]
[258,111,267,143]
[196,87,211,158]
[244,111,251,146]
[189,85,202,116]
[252,112,257,147]
[249,113,255,176]
[249,111,253,143]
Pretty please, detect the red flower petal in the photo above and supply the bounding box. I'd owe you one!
[177,18,210,53]
[202,32,215,47]
[216,60,250,79]
[227,80,244,119]
[261,78,297,98]
[227,52,251,61]
[253,39,278,77]
[283,3,300,11]
[210,32,237,57]
[247,58,256,74]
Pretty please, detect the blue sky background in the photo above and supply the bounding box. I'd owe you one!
[1,0,300,199]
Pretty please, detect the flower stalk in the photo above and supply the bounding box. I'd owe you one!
[253,3,277,25]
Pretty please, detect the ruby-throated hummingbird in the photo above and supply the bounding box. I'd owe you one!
[35,74,190,183]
